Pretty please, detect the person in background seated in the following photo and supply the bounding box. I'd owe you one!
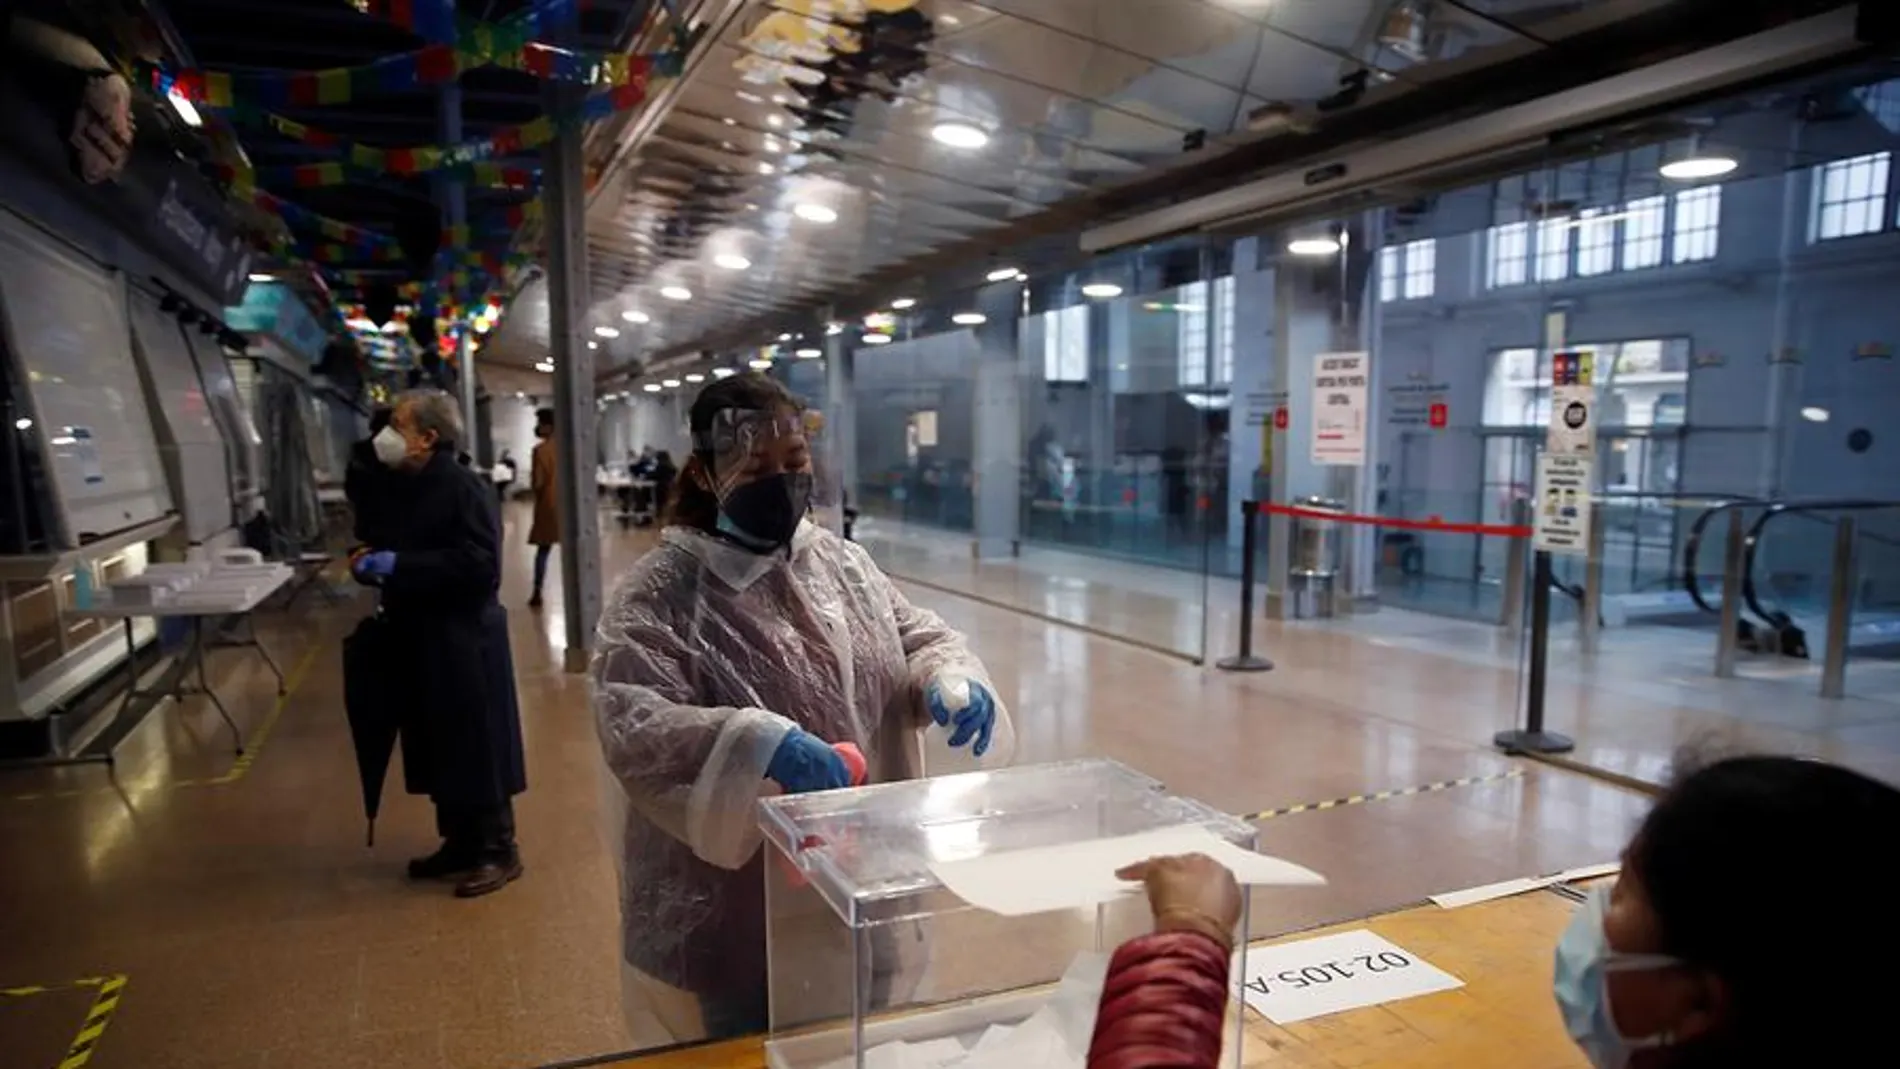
[351,389,527,898]
[528,407,559,608]
[591,373,1015,1043]
[1551,753,1900,1069]
[1089,853,1241,1069]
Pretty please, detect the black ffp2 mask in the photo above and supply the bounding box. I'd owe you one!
[716,471,813,552]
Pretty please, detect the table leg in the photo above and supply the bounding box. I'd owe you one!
[193,617,244,755]
[246,613,287,695]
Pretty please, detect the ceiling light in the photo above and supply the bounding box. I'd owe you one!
[661,286,692,301]
[248,272,275,283]
[758,162,776,175]
[643,383,662,393]
[952,312,987,325]
[723,117,737,126]
[662,378,682,388]
[793,202,839,223]
[594,325,620,338]
[795,347,823,359]
[1801,406,1831,422]
[1081,282,1123,298]
[891,297,917,310]
[763,136,782,153]
[167,87,204,127]
[685,373,706,383]
[986,266,1021,282]
[713,367,738,378]
[622,310,650,324]
[534,360,554,373]
[826,322,844,335]
[14,417,32,431]
[777,332,794,341]
[714,253,752,271]
[1287,237,1342,256]
[862,333,892,345]
[767,115,784,128]
[748,358,774,370]
[737,91,764,103]
[770,93,788,105]
[587,340,599,350]
[1660,155,1738,180]
[932,121,990,149]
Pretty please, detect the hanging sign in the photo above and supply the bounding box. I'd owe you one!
[1533,454,1593,555]
[1311,350,1369,466]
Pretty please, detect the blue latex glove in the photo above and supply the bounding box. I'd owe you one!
[766,729,852,793]
[926,676,996,757]
[352,550,396,582]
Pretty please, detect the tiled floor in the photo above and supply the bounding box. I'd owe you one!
[858,518,1900,788]
[0,507,1652,1069]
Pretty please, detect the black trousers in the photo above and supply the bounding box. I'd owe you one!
[434,799,517,864]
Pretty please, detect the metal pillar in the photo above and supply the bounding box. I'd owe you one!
[543,73,602,674]
[1579,504,1605,654]
[822,328,857,509]
[1819,518,1857,699]
[1713,509,1745,678]
[438,82,478,456]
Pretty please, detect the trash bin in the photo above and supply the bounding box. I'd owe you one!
[1290,496,1344,618]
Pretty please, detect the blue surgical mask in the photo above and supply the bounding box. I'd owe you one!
[1553,888,1681,1069]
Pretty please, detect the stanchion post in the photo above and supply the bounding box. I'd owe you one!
[1713,508,1744,678]
[1500,498,1530,632]
[1494,548,1575,755]
[1819,518,1856,699]
[1218,500,1274,673]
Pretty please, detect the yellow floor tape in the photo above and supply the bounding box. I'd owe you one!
[0,975,128,1069]
[1246,768,1526,822]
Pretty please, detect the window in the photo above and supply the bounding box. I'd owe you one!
[1177,277,1235,387]
[1575,209,1616,277]
[1671,186,1721,263]
[1622,195,1666,270]
[1810,151,1891,241]
[1482,339,1691,429]
[1534,218,1571,282]
[1487,222,1529,288]
[1043,303,1088,383]
[1379,239,1437,301]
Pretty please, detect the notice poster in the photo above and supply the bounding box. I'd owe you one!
[1546,384,1595,456]
[1533,454,1593,555]
[1238,929,1464,1024]
[1311,351,1369,466]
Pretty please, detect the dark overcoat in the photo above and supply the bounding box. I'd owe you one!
[378,448,527,805]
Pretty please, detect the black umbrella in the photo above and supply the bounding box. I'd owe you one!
[342,613,399,846]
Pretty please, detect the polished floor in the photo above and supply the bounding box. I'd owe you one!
[857,518,1900,788]
[0,507,1654,1068]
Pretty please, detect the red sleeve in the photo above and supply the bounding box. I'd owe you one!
[1086,930,1232,1069]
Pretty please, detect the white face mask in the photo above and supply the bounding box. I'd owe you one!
[372,425,409,468]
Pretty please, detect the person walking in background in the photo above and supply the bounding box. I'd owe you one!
[349,388,527,898]
[528,407,560,609]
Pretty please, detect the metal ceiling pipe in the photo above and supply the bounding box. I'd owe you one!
[1081,7,1864,252]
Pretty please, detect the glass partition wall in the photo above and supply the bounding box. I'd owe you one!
[816,59,1900,788]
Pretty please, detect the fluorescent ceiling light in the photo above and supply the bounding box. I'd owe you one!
[825,322,843,335]
[662,378,682,388]
[587,340,599,350]
[793,202,838,223]
[795,347,823,359]
[661,286,693,301]
[14,418,31,431]
[685,373,706,383]
[594,325,620,338]
[758,162,776,175]
[952,312,987,325]
[167,87,203,127]
[1081,282,1123,298]
[748,358,774,370]
[736,91,764,103]
[534,360,554,373]
[1800,406,1830,422]
[713,367,738,378]
[891,297,917,310]
[767,115,784,128]
[931,121,989,149]
[763,136,782,153]
[862,333,892,345]
[643,383,662,393]
[1660,155,1738,180]
[248,273,275,283]
[777,332,794,341]
[622,309,650,324]
[986,266,1021,282]
[714,253,752,271]
[1287,237,1342,256]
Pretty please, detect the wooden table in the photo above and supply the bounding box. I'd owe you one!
[602,887,1590,1068]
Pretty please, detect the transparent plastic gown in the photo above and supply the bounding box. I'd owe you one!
[592,519,1015,1043]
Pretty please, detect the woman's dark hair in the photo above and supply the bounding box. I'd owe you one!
[664,373,801,530]
[1630,753,1900,1067]
[367,406,392,436]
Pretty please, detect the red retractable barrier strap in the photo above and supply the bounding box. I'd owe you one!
[1262,503,1530,539]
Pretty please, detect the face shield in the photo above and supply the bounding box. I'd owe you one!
[694,407,833,549]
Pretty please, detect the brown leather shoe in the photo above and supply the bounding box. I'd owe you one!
[454,858,524,898]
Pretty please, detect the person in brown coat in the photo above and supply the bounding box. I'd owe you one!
[527,407,560,608]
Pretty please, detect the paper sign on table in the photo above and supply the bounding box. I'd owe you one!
[928,825,1325,918]
[1238,929,1463,1024]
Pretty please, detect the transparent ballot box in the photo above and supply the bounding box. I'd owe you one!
[757,758,1254,1069]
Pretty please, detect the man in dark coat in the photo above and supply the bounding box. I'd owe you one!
[344,406,398,547]
[351,388,528,898]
